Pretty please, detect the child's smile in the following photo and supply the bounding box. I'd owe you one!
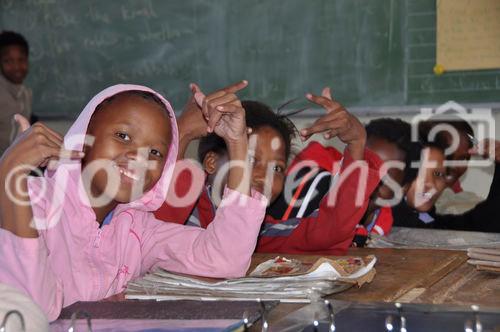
[81,92,171,220]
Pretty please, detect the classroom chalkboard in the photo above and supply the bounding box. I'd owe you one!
[0,0,499,118]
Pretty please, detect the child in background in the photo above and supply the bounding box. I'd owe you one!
[392,140,448,228]
[0,30,32,154]
[393,132,500,232]
[156,87,384,255]
[0,82,267,321]
[420,118,483,214]
[270,118,421,246]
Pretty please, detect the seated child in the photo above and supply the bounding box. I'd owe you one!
[156,87,384,255]
[270,118,421,246]
[393,134,500,232]
[419,118,483,214]
[391,140,448,228]
[0,82,267,321]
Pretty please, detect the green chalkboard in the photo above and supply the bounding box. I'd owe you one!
[0,0,498,118]
[405,0,500,105]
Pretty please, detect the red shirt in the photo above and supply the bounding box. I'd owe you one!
[155,144,384,255]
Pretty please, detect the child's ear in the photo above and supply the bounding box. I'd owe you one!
[203,151,219,175]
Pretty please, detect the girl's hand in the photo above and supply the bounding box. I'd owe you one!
[178,83,208,141]
[0,115,83,238]
[194,80,248,146]
[300,87,366,159]
[469,139,500,163]
[1,114,84,173]
[194,81,251,196]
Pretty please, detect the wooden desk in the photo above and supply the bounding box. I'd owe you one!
[250,247,500,329]
[61,248,499,329]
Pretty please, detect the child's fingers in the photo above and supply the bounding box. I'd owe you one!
[205,90,226,102]
[14,114,31,133]
[307,92,346,115]
[300,121,334,137]
[207,110,223,133]
[32,130,64,155]
[300,116,349,138]
[207,104,243,133]
[306,93,342,113]
[194,91,206,109]
[208,93,238,109]
[222,80,248,94]
[205,95,239,131]
[190,82,201,94]
[214,104,243,114]
[321,87,332,100]
[306,93,332,109]
[303,109,347,130]
[34,123,64,146]
[201,91,227,120]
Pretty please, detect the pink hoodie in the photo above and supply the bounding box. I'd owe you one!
[0,85,266,321]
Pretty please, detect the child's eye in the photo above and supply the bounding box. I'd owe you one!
[273,165,284,173]
[150,149,163,158]
[433,170,446,178]
[115,132,131,141]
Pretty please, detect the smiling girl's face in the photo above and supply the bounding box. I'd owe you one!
[82,92,171,204]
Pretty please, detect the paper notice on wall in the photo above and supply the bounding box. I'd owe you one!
[436,0,500,71]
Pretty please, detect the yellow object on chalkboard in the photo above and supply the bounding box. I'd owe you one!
[437,0,500,71]
[433,64,445,76]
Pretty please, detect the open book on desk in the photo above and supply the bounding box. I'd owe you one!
[126,255,377,303]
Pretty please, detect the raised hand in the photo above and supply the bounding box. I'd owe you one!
[193,81,250,196]
[2,114,84,172]
[178,83,208,140]
[300,87,366,159]
[194,80,248,145]
[0,115,82,237]
[176,83,209,159]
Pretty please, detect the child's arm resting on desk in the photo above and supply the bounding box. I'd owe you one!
[142,188,267,278]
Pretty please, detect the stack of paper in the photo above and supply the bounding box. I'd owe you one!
[126,256,377,303]
[467,247,500,273]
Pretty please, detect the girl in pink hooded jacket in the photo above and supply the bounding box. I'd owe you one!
[0,82,266,321]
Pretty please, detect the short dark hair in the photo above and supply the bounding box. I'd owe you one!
[366,118,418,185]
[418,117,474,151]
[94,90,168,114]
[197,100,296,162]
[0,31,29,56]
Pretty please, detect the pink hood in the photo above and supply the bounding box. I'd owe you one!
[59,84,179,212]
[0,84,267,322]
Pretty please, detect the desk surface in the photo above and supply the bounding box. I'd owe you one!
[61,248,500,329]
[249,248,499,329]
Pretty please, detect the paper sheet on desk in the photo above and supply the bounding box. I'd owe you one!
[126,255,376,302]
